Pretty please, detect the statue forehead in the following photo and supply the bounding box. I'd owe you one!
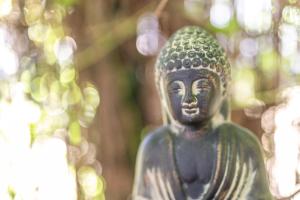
[163,69,220,83]
[155,26,231,95]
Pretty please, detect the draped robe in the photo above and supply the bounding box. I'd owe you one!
[132,122,273,200]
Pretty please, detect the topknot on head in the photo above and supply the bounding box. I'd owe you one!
[155,26,231,95]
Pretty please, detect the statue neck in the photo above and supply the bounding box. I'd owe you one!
[170,120,212,140]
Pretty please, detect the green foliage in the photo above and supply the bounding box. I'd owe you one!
[207,16,240,35]
[55,0,79,7]
[78,166,106,200]
[69,121,81,145]
[0,0,104,199]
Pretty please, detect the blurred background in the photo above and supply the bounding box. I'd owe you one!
[1,0,300,199]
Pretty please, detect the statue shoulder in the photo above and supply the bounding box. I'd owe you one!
[133,126,173,198]
[216,122,260,143]
[216,122,267,166]
[138,126,171,163]
[137,126,171,160]
[215,123,273,199]
[216,122,264,156]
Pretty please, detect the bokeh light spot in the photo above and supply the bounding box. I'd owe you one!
[137,13,159,35]
[0,46,18,77]
[28,23,48,44]
[83,85,100,109]
[184,0,205,21]
[239,38,258,58]
[60,68,75,84]
[0,0,12,17]
[279,23,298,57]
[78,166,104,199]
[235,0,272,34]
[136,32,165,56]
[282,6,300,27]
[69,121,81,146]
[54,36,76,66]
[210,2,232,29]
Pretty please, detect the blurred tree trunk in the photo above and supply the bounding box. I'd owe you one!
[69,1,150,199]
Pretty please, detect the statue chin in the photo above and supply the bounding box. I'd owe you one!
[171,105,218,127]
[176,113,211,126]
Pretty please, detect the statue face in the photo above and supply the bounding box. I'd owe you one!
[162,69,222,125]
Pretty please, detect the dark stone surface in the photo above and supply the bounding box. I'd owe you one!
[133,26,273,200]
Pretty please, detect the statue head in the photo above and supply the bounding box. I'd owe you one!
[155,26,231,126]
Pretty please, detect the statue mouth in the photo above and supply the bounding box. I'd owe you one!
[182,107,199,116]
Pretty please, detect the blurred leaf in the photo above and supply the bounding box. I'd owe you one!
[78,166,105,200]
[44,5,66,24]
[79,105,96,127]
[20,70,32,93]
[60,67,76,84]
[232,68,256,106]
[50,80,63,99]
[258,49,278,74]
[31,76,48,102]
[69,121,81,145]
[83,84,100,109]
[7,186,15,199]
[55,0,78,7]
[24,3,44,25]
[207,16,240,35]
[28,23,48,44]
[43,26,65,65]
[282,6,300,27]
[30,123,37,146]
[62,81,82,106]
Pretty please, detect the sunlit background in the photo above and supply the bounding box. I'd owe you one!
[1,0,300,199]
[0,0,103,199]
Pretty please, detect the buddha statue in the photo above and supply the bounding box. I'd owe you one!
[132,26,273,200]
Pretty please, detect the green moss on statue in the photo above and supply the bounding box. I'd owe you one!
[133,26,273,200]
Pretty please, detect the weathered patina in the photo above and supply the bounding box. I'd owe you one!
[133,26,273,200]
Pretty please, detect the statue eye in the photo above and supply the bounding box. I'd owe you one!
[192,79,210,94]
[173,89,183,95]
[197,80,210,89]
[171,86,182,93]
[169,81,184,95]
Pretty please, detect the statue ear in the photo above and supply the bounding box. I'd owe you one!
[212,97,231,126]
[220,97,230,121]
[161,105,170,125]
[156,77,171,125]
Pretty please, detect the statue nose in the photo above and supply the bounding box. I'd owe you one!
[183,89,197,105]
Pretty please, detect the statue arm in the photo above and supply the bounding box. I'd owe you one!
[132,133,153,199]
[248,135,274,199]
[217,123,273,199]
[132,129,179,200]
[132,131,172,200]
[234,124,274,199]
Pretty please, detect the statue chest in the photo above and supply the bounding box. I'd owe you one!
[173,136,218,196]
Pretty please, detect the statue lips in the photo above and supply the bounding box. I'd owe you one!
[182,106,200,116]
